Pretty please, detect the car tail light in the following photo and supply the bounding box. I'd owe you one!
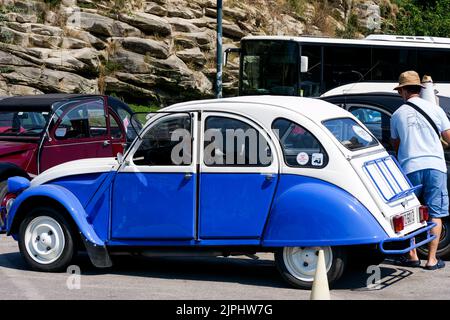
[419,206,429,223]
[0,193,16,228]
[393,215,405,233]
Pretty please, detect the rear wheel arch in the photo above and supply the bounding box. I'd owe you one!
[0,163,31,182]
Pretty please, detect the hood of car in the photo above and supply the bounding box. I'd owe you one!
[31,157,119,187]
[0,140,36,159]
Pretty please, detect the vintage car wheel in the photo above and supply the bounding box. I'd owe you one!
[18,207,76,272]
[275,246,346,289]
[417,218,450,259]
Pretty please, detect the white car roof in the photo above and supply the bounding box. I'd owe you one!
[163,96,351,124]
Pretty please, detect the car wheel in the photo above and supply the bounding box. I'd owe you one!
[18,207,76,272]
[274,246,346,290]
[0,180,8,202]
[417,218,450,259]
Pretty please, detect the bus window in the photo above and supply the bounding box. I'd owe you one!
[300,45,321,97]
[371,47,417,81]
[323,46,371,92]
[241,40,299,96]
[417,49,450,82]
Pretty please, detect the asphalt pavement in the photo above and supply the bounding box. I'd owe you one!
[1,234,449,300]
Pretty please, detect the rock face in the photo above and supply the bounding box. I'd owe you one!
[0,0,389,105]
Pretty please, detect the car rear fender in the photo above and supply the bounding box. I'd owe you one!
[262,175,389,247]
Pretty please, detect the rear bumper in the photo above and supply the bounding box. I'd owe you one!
[380,222,436,254]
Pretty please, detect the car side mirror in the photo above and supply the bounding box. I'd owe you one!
[300,56,309,73]
[55,127,67,138]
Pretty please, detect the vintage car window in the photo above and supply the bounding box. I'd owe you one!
[348,106,391,150]
[272,118,328,168]
[133,115,191,166]
[55,100,107,140]
[323,117,379,151]
[0,111,48,136]
[109,114,123,139]
[204,116,273,167]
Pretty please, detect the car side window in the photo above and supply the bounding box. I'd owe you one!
[203,116,273,167]
[133,115,191,166]
[55,100,107,140]
[348,106,392,150]
[109,113,123,139]
[272,118,328,168]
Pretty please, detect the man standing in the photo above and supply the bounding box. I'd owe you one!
[391,70,450,270]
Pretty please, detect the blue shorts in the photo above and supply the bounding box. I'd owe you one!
[407,169,449,219]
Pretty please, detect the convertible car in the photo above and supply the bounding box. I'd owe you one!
[1,96,435,289]
[0,94,139,231]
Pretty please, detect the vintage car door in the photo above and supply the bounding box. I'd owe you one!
[110,112,197,240]
[198,111,279,239]
[40,97,113,172]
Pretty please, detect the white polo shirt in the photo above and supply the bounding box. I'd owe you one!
[390,96,450,174]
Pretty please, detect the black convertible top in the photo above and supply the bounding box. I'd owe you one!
[0,94,104,112]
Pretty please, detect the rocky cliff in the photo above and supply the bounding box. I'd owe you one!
[0,0,393,106]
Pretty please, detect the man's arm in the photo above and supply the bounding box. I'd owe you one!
[441,129,450,145]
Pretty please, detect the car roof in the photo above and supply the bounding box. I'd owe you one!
[164,96,351,123]
[0,94,104,112]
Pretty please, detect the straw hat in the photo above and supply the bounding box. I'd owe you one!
[394,71,425,90]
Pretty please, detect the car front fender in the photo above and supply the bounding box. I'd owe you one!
[7,184,104,246]
[262,175,388,247]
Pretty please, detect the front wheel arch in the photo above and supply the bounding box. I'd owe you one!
[10,196,83,249]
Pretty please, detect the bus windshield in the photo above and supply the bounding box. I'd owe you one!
[241,40,299,96]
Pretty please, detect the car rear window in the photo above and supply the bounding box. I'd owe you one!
[323,117,379,151]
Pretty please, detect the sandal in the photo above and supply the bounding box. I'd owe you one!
[425,259,445,270]
[393,256,421,267]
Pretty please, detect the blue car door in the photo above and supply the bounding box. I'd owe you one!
[111,112,198,240]
[198,111,280,239]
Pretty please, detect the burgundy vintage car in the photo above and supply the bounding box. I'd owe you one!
[0,94,137,223]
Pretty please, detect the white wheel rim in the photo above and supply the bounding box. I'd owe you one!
[24,216,65,265]
[283,246,333,282]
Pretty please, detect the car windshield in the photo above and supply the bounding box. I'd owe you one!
[323,117,379,151]
[0,111,50,137]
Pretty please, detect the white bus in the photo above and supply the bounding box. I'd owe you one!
[228,35,450,97]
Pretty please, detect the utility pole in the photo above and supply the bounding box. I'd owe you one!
[216,0,223,98]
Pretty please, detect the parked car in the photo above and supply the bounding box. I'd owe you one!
[0,94,139,227]
[2,96,434,289]
[321,92,450,259]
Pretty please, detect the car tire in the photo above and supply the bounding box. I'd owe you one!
[18,207,76,272]
[417,218,450,259]
[274,246,347,290]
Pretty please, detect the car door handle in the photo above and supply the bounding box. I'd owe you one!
[263,173,275,181]
[103,140,111,147]
[184,173,193,180]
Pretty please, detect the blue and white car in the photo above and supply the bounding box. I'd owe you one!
[1,96,435,289]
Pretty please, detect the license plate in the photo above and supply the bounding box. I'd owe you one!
[402,209,415,226]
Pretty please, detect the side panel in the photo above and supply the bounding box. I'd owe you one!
[111,173,196,240]
[262,175,388,247]
[199,173,278,239]
[51,173,109,207]
[7,184,104,246]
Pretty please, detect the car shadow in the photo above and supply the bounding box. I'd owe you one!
[0,252,419,291]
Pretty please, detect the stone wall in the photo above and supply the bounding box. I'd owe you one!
[0,0,390,106]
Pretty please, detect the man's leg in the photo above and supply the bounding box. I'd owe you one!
[406,170,422,262]
[426,218,442,267]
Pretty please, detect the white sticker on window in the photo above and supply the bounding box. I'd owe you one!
[296,152,309,166]
[352,125,373,142]
[312,153,324,166]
